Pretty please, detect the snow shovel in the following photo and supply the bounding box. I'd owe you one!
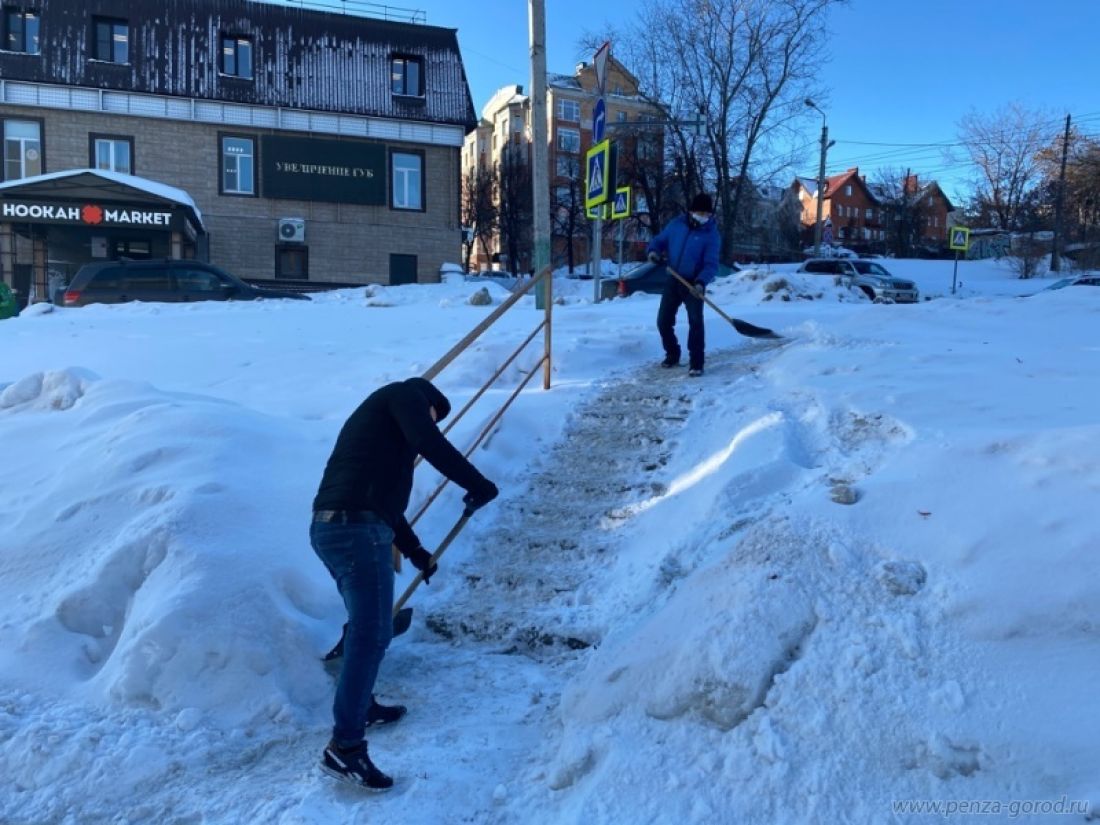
[667,265,781,340]
[322,511,472,661]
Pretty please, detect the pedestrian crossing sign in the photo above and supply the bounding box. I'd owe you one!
[949,226,970,251]
[611,187,631,220]
[585,139,611,210]
[586,203,609,220]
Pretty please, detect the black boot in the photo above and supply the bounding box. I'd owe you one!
[366,697,408,727]
[321,741,394,791]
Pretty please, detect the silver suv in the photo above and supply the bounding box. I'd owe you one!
[799,258,919,303]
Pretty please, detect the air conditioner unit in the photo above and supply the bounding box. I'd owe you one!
[278,218,306,243]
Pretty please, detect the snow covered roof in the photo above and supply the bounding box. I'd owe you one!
[796,177,819,196]
[0,0,476,128]
[0,169,204,229]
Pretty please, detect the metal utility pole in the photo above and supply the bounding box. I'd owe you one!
[806,99,830,257]
[1051,113,1071,273]
[528,0,552,387]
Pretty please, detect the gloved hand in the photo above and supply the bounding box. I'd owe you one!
[405,546,438,583]
[462,480,499,516]
[647,251,663,265]
[693,280,706,297]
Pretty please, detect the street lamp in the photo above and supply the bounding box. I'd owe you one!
[805,98,834,257]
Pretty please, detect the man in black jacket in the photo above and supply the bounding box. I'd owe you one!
[310,377,498,790]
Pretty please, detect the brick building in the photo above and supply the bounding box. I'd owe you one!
[903,174,955,246]
[461,57,662,273]
[0,0,475,303]
[792,167,886,251]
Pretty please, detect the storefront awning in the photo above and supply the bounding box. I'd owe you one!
[0,169,205,239]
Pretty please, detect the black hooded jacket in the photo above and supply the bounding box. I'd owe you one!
[312,378,492,555]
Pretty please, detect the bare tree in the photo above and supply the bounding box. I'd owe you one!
[873,167,930,257]
[956,103,1048,231]
[1038,131,1100,253]
[550,155,589,273]
[619,0,840,263]
[497,144,533,275]
[461,166,497,272]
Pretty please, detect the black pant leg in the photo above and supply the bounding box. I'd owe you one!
[685,289,705,369]
[656,278,683,362]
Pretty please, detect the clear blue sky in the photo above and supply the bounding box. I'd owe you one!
[411,0,1099,201]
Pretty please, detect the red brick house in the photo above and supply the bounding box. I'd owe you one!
[904,174,955,246]
[791,167,886,251]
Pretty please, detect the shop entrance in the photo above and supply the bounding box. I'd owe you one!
[0,169,205,304]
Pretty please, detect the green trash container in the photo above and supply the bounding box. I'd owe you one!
[0,282,19,320]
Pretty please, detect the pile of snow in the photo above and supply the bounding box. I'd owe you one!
[1,258,1099,823]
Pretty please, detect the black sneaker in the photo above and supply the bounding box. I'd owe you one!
[660,356,680,368]
[688,366,704,377]
[321,741,394,791]
[366,698,407,727]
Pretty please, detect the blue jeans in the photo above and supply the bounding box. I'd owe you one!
[310,519,395,747]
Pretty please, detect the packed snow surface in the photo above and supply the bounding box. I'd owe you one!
[1,259,1098,824]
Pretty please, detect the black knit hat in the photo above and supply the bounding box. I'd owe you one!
[404,377,451,421]
[689,193,713,213]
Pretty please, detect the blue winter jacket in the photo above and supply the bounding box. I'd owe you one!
[647,214,720,286]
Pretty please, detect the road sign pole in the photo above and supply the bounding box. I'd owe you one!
[592,214,603,302]
[591,43,609,302]
[952,251,959,295]
[618,217,624,279]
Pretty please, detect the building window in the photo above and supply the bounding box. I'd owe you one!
[557,128,580,153]
[220,134,255,196]
[2,118,42,181]
[391,55,423,97]
[555,155,576,178]
[844,184,852,196]
[865,208,872,220]
[221,35,253,79]
[513,115,524,133]
[92,17,128,63]
[4,7,39,54]
[90,134,133,174]
[617,111,627,122]
[391,150,423,210]
[558,98,580,122]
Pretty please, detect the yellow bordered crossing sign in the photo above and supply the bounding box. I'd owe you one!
[611,187,631,220]
[586,203,609,220]
[949,225,970,252]
[585,139,611,210]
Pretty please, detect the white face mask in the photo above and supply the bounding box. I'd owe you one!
[690,212,710,224]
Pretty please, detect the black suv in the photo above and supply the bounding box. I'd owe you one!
[57,259,310,307]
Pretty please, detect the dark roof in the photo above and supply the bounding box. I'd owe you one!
[0,0,475,127]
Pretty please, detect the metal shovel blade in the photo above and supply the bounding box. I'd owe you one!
[392,607,414,638]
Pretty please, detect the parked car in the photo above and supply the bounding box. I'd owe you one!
[798,258,919,303]
[1038,273,1100,292]
[56,259,311,307]
[0,281,18,320]
[464,271,521,292]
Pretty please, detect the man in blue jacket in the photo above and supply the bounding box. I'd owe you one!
[647,193,720,376]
